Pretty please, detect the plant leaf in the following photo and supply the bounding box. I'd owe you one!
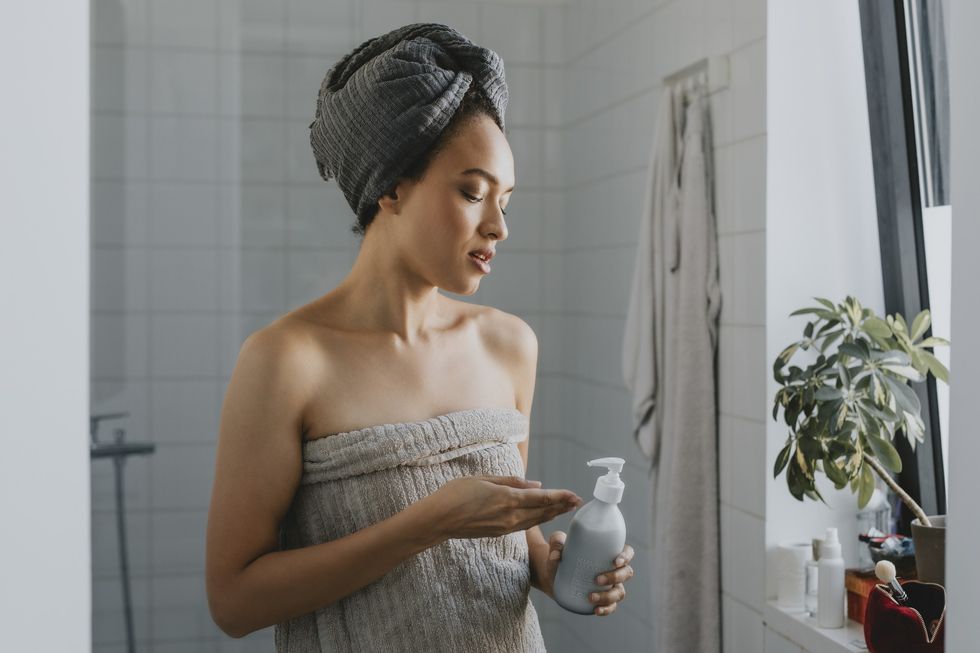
[857,463,875,509]
[866,432,903,473]
[882,375,921,414]
[815,297,837,311]
[777,342,800,365]
[787,456,805,501]
[834,402,849,432]
[859,397,898,422]
[839,342,869,361]
[774,442,792,478]
[817,320,841,336]
[910,310,931,342]
[920,350,950,384]
[814,385,844,401]
[824,455,850,489]
[894,313,908,335]
[881,362,926,382]
[870,349,910,365]
[863,316,893,339]
[820,329,844,353]
[804,485,828,505]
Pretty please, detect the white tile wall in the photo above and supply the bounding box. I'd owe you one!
[720,416,767,519]
[90,0,769,651]
[722,505,767,612]
[724,593,766,653]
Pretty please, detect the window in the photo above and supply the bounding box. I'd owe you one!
[859,0,950,532]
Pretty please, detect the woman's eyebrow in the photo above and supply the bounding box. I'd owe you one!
[460,168,515,193]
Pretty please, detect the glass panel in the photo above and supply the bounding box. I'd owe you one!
[904,0,950,503]
[904,0,950,207]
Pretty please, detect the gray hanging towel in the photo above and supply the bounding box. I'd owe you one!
[622,81,679,468]
[622,81,722,653]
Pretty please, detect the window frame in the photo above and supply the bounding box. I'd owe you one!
[858,0,947,533]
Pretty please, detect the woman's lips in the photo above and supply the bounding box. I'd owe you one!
[468,252,491,273]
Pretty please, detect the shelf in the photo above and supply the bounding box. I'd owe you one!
[764,601,868,653]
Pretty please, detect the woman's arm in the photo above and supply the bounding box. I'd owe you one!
[527,527,554,596]
[496,312,555,596]
[206,328,446,638]
[213,494,444,638]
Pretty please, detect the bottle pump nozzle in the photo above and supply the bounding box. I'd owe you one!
[587,457,625,504]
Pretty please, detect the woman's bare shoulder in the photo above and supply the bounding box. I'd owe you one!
[243,313,318,359]
[466,303,537,365]
[236,313,329,393]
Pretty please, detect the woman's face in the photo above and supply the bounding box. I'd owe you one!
[383,113,515,295]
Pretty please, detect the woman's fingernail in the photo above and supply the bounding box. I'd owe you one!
[596,575,607,584]
[616,557,624,566]
[549,550,560,560]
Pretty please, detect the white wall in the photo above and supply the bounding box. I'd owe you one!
[0,2,91,652]
[764,2,884,650]
[947,0,980,649]
[766,0,879,586]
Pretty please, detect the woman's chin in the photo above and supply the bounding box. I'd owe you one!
[440,275,481,295]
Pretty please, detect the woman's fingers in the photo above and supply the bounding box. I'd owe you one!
[589,583,626,616]
[613,544,635,567]
[548,530,566,560]
[595,564,634,586]
[596,543,636,582]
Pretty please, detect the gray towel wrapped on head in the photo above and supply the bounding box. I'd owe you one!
[309,22,509,221]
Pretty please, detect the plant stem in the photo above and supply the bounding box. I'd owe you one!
[861,452,932,528]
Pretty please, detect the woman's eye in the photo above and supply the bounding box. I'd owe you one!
[463,191,506,215]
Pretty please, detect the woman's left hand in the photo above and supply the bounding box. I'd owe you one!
[543,531,636,616]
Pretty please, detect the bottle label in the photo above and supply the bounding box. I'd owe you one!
[568,557,606,600]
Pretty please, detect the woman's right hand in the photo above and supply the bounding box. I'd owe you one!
[426,475,583,540]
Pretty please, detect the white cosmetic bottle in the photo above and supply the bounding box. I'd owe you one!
[552,457,627,615]
[817,527,845,628]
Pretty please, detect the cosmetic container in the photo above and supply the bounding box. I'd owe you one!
[553,457,627,615]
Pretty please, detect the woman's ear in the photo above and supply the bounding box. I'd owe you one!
[376,183,404,215]
[376,189,398,215]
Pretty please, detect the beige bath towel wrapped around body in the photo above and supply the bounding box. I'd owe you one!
[274,406,548,652]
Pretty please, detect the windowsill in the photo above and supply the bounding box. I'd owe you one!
[764,601,869,653]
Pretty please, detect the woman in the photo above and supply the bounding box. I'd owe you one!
[205,23,635,651]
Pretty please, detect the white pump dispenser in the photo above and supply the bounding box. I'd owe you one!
[589,457,625,504]
[553,457,628,614]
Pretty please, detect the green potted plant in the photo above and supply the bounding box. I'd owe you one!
[771,295,950,583]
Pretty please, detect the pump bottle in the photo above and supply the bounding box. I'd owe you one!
[552,457,627,614]
[817,527,845,628]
